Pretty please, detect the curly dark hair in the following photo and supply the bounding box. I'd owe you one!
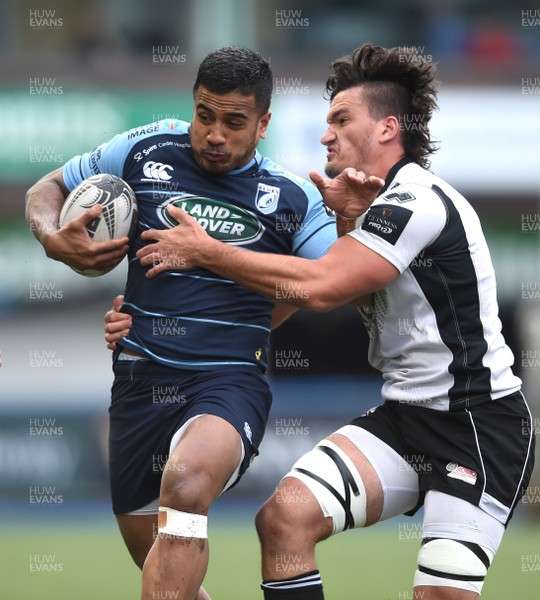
[194,46,273,114]
[325,44,439,168]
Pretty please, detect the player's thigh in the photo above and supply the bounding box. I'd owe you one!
[115,513,157,569]
[281,425,419,535]
[327,431,387,525]
[161,414,243,507]
[329,425,420,525]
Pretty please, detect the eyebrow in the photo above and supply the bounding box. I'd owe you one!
[327,107,350,124]
[196,102,249,121]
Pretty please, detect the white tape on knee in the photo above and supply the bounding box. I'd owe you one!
[285,440,367,534]
[415,537,493,594]
[158,507,208,539]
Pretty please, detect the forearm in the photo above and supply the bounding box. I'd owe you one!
[25,176,65,249]
[140,206,391,310]
[199,239,328,310]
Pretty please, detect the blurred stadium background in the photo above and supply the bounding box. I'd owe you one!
[1,0,539,598]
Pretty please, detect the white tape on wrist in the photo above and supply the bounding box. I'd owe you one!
[158,507,208,538]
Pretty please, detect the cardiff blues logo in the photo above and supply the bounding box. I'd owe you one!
[255,183,280,214]
[158,194,265,245]
[163,119,182,131]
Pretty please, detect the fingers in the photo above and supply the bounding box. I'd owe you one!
[309,170,327,191]
[105,328,130,351]
[144,262,168,279]
[343,170,385,189]
[100,237,130,249]
[136,241,157,261]
[112,294,125,312]
[105,318,131,336]
[104,308,131,329]
[362,174,385,189]
[63,205,129,252]
[137,207,201,277]
[137,243,187,278]
[136,241,163,266]
[65,203,102,229]
[167,204,190,222]
[139,207,202,246]
[140,229,162,244]
[136,240,184,268]
[81,203,102,224]
[104,307,132,350]
[310,169,384,191]
[76,243,129,272]
[143,203,190,229]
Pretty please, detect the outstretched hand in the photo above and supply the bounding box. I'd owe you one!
[137,204,214,278]
[310,168,384,218]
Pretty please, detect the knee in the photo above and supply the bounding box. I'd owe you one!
[256,481,328,548]
[256,496,291,551]
[159,462,215,514]
[255,494,288,543]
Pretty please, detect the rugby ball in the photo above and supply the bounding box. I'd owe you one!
[59,174,138,277]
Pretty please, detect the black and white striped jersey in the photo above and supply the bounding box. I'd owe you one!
[349,159,521,411]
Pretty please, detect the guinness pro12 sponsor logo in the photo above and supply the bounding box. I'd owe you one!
[158,194,265,244]
[361,204,413,246]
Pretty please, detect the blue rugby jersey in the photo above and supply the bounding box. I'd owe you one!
[63,119,336,370]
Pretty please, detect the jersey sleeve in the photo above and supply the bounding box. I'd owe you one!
[62,120,190,191]
[291,182,337,259]
[347,185,447,272]
[62,132,133,192]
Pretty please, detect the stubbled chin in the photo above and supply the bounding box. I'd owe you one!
[204,162,230,173]
[196,157,230,173]
[324,163,340,179]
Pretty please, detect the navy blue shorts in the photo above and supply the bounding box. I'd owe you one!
[109,355,272,514]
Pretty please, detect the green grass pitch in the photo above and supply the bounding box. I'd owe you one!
[3,520,539,599]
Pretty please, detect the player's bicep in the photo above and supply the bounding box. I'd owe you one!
[32,167,69,197]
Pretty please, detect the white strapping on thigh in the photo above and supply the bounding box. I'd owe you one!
[335,424,420,520]
[285,439,367,534]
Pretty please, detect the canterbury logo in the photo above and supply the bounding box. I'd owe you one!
[143,161,173,181]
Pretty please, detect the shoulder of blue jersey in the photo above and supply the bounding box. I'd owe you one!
[259,157,320,197]
[124,119,190,141]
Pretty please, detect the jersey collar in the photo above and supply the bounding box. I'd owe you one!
[225,150,261,176]
[377,157,414,197]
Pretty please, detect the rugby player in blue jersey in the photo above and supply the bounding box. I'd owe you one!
[26,46,336,600]
[134,44,534,600]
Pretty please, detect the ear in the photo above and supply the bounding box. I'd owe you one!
[258,111,271,140]
[380,115,400,143]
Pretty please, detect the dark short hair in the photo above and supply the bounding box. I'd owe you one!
[326,44,439,168]
[193,46,273,114]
